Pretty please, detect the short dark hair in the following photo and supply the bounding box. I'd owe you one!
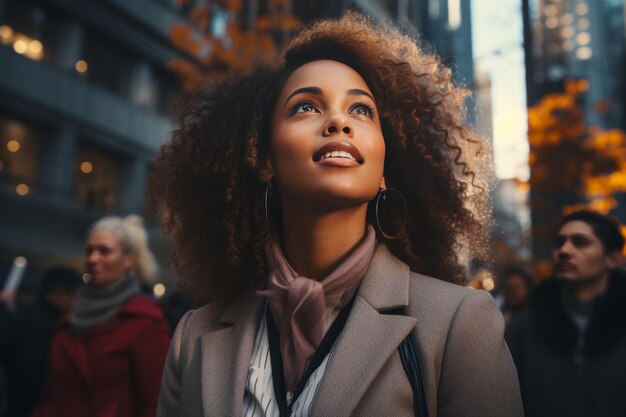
[559,210,625,254]
[40,267,82,295]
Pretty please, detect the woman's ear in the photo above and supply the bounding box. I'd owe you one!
[124,253,137,271]
[259,158,274,182]
[379,176,387,191]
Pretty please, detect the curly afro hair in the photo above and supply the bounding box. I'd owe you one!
[150,12,492,302]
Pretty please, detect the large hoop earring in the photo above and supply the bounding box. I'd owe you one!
[264,181,273,233]
[375,188,408,239]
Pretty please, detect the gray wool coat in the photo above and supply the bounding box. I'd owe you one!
[157,244,523,417]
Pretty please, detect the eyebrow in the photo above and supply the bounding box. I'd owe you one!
[347,88,375,102]
[284,87,322,108]
[556,233,593,241]
[283,86,376,108]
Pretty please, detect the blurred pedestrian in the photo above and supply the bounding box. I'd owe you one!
[152,12,522,417]
[498,266,532,323]
[32,215,170,417]
[506,210,626,417]
[158,289,193,336]
[0,266,81,417]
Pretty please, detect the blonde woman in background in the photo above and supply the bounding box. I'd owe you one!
[32,215,171,417]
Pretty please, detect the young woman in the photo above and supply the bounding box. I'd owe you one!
[32,216,171,417]
[152,13,522,417]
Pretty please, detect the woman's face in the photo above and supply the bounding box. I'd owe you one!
[85,229,134,286]
[268,59,385,211]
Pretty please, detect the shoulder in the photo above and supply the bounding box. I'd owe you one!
[408,271,495,315]
[120,294,167,322]
[170,300,230,344]
[406,271,504,345]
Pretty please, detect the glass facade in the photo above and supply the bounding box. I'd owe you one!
[0,116,40,195]
[0,0,180,116]
[73,141,120,213]
[528,0,625,129]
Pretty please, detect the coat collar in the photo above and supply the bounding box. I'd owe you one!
[198,243,416,417]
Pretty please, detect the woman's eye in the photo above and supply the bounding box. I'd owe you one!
[294,102,317,113]
[351,103,375,118]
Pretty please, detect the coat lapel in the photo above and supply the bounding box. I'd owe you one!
[200,293,264,417]
[311,244,417,417]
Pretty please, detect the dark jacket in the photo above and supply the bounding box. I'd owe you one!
[32,295,171,417]
[505,272,626,417]
[1,299,63,417]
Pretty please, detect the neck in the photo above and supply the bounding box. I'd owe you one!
[565,271,610,302]
[279,202,369,280]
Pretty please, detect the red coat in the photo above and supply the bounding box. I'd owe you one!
[32,295,171,417]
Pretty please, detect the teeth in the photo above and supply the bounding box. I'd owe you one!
[319,150,356,161]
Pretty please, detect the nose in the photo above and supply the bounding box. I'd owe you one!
[323,113,353,138]
[87,250,99,264]
[556,240,573,259]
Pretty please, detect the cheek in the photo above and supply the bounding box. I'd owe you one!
[373,137,385,170]
[104,254,126,271]
[271,127,312,169]
[588,252,607,268]
[364,130,386,175]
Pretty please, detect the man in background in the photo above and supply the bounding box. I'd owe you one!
[506,210,626,417]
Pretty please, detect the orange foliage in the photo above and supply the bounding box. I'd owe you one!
[527,82,585,147]
[169,3,298,88]
[528,78,626,216]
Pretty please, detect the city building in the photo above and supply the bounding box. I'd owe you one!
[0,0,184,289]
[0,0,477,291]
[525,0,625,129]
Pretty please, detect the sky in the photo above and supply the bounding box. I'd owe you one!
[471,0,530,181]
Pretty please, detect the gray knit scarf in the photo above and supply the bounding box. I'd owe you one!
[70,276,141,334]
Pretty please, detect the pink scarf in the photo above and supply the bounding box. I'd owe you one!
[257,225,377,391]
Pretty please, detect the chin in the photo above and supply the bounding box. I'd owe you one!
[318,189,376,209]
[554,273,577,281]
[286,183,376,207]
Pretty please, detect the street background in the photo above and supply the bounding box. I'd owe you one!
[0,0,625,296]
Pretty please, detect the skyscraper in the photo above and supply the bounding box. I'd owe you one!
[525,0,625,129]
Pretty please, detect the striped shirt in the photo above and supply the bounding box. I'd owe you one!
[241,309,334,417]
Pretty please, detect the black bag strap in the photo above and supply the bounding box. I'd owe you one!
[267,299,355,417]
[388,308,429,417]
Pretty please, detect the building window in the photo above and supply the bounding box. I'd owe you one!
[74,142,120,213]
[0,0,49,62]
[0,117,40,196]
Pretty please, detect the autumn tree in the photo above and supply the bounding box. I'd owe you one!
[528,79,626,274]
[169,0,298,89]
